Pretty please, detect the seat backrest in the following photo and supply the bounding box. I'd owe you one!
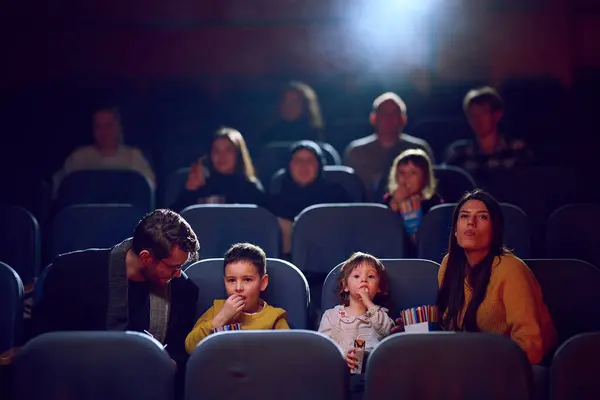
[546,204,600,269]
[186,330,347,400]
[181,204,281,258]
[479,166,582,256]
[551,333,600,400]
[321,259,439,318]
[33,263,51,307]
[292,204,405,274]
[52,204,145,258]
[433,165,475,203]
[14,331,174,400]
[154,139,208,186]
[185,258,309,329]
[0,261,23,355]
[163,167,190,209]
[417,203,531,263]
[364,332,532,400]
[269,165,365,202]
[0,205,40,285]
[525,259,600,345]
[56,170,155,212]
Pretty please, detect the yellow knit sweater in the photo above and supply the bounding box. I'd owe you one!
[438,254,557,364]
[185,299,289,354]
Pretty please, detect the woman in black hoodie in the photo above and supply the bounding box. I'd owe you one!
[269,141,350,254]
[171,127,265,211]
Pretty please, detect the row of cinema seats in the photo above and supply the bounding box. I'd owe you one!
[3,256,600,399]
[13,164,589,261]
[54,162,476,213]
[9,330,600,400]
[3,257,600,364]
[2,200,600,298]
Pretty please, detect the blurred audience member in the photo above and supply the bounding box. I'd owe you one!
[261,81,325,143]
[268,141,350,254]
[445,87,533,180]
[171,127,265,211]
[344,92,434,200]
[383,149,443,254]
[53,107,155,193]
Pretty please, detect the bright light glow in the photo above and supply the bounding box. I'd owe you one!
[345,0,441,74]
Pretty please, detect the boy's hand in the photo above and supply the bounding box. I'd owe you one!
[212,294,245,328]
[346,349,359,370]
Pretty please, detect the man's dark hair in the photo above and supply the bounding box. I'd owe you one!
[223,243,267,277]
[132,209,199,261]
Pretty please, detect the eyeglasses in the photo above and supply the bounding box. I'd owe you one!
[158,259,186,277]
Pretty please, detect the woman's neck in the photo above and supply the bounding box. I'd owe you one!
[465,248,490,268]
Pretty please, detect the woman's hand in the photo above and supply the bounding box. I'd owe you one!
[185,157,206,191]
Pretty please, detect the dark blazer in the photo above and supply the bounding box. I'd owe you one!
[32,247,198,398]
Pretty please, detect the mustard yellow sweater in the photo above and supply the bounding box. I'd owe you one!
[185,299,289,354]
[438,254,557,364]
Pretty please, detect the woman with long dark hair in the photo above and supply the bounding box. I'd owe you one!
[436,189,556,364]
[171,127,265,211]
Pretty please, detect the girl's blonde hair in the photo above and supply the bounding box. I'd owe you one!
[212,127,256,180]
[336,252,390,307]
[387,148,437,200]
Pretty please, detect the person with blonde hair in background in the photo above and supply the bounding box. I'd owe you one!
[383,149,443,252]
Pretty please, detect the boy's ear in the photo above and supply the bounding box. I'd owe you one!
[259,274,269,292]
[369,112,377,127]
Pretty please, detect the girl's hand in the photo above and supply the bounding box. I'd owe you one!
[346,348,358,370]
[390,317,405,334]
[355,287,375,309]
[393,185,410,203]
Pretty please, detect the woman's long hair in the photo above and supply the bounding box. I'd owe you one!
[283,81,324,131]
[209,127,256,180]
[436,190,509,331]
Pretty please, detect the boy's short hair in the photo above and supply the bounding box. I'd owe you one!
[223,243,267,277]
[463,86,504,113]
[372,92,407,117]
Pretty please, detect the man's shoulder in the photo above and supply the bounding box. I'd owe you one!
[52,248,111,273]
[400,133,432,149]
[345,134,378,154]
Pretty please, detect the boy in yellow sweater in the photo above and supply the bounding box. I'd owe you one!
[185,243,289,353]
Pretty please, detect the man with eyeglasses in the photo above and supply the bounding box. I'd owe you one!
[32,209,200,399]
